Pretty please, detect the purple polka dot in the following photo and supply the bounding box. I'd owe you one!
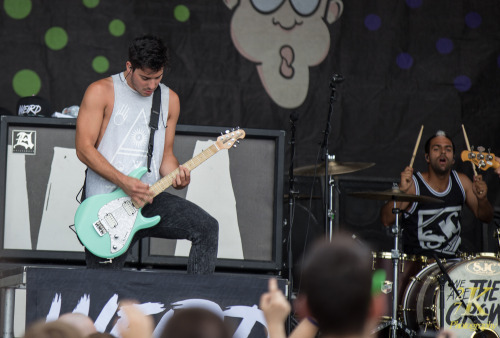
[406,0,422,9]
[454,75,471,92]
[436,38,453,54]
[397,53,413,69]
[364,14,381,31]
[465,12,482,28]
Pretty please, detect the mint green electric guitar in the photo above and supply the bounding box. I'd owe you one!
[74,128,245,259]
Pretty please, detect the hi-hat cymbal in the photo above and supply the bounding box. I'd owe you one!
[293,161,375,177]
[349,188,444,204]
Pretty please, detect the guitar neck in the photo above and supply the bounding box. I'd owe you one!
[149,143,220,197]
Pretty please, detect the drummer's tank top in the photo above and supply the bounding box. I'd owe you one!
[402,170,465,258]
[85,73,170,198]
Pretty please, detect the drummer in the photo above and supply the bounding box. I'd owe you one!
[380,130,493,259]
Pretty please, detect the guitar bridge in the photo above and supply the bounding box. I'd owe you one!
[93,220,107,237]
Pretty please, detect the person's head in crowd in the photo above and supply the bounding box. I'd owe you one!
[23,320,84,338]
[57,312,97,337]
[297,232,382,337]
[87,333,116,338]
[160,308,230,338]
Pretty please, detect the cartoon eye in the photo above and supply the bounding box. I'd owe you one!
[290,0,320,16]
[250,0,284,14]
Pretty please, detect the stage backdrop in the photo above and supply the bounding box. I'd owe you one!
[1,1,500,257]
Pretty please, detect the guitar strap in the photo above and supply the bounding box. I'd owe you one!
[147,85,161,172]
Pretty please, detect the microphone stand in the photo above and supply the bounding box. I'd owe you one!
[321,74,343,240]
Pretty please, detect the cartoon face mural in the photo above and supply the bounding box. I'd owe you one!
[224,0,343,109]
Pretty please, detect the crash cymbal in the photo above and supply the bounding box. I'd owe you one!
[293,161,375,176]
[349,188,444,204]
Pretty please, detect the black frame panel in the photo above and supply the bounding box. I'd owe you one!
[0,116,140,263]
[140,125,285,272]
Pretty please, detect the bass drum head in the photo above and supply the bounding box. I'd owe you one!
[403,257,500,337]
[436,257,500,338]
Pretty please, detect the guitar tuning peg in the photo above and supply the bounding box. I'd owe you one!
[225,129,230,134]
[478,146,485,153]
[236,140,240,144]
[233,144,237,148]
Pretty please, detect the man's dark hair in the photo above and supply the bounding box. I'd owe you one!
[424,130,456,154]
[128,35,170,73]
[299,233,373,336]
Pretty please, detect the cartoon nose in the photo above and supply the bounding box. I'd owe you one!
[272,2,297,28]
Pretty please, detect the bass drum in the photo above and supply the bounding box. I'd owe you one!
[402,256,500,338]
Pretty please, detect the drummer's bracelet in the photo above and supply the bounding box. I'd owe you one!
[307,317,319,327]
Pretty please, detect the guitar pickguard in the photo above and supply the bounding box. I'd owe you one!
[94,197,138,254]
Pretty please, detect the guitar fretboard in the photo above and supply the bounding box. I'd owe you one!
[149,143,219,197]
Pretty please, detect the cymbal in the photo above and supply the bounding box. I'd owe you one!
[293,161,375,176]
[349,188,444,204]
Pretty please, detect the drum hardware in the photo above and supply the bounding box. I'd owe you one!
[351,184,445,338]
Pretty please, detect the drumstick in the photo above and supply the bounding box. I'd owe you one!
[461,124,478,176]
[409,125,424,168]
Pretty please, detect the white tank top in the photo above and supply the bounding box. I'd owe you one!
[85,73,169,197]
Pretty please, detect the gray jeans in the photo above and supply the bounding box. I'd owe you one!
[85,192,219,274]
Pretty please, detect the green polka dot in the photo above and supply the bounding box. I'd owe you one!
[109,19,126,37]
[92,56,109,74]
[12,69,41,97]
[45,27,68,51]
[174,5,190,22]
[4,0,32,19]
[82,0,99,8]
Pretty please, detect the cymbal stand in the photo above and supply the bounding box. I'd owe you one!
[321,74,343,240]
[389,200,402,338]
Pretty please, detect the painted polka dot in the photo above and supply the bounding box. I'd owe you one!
[45,27,68,51]
[364,14,381,31]
[109,19,126,37]
[465,12,482,29]
[436,38,453,54]
[12,69,41,97]
[396,52,413,69]
[406,0,422,9]
[82,0,99,9]
[4,0,32,19]
[454,75,471,92]
[174,5,190,22]
[92,56,110,74]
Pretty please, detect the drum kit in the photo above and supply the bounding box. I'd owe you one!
[291,157,500,338]
[288,77,500,336]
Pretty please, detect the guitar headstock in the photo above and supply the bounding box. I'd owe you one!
[461,147,499,171]
[216,128,246,150]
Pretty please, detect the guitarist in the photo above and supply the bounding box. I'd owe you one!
[380,130,493,258]
[75,35,219,273]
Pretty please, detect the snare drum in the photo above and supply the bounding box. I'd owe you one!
[372,251,427,316]
[402,256,500,338]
